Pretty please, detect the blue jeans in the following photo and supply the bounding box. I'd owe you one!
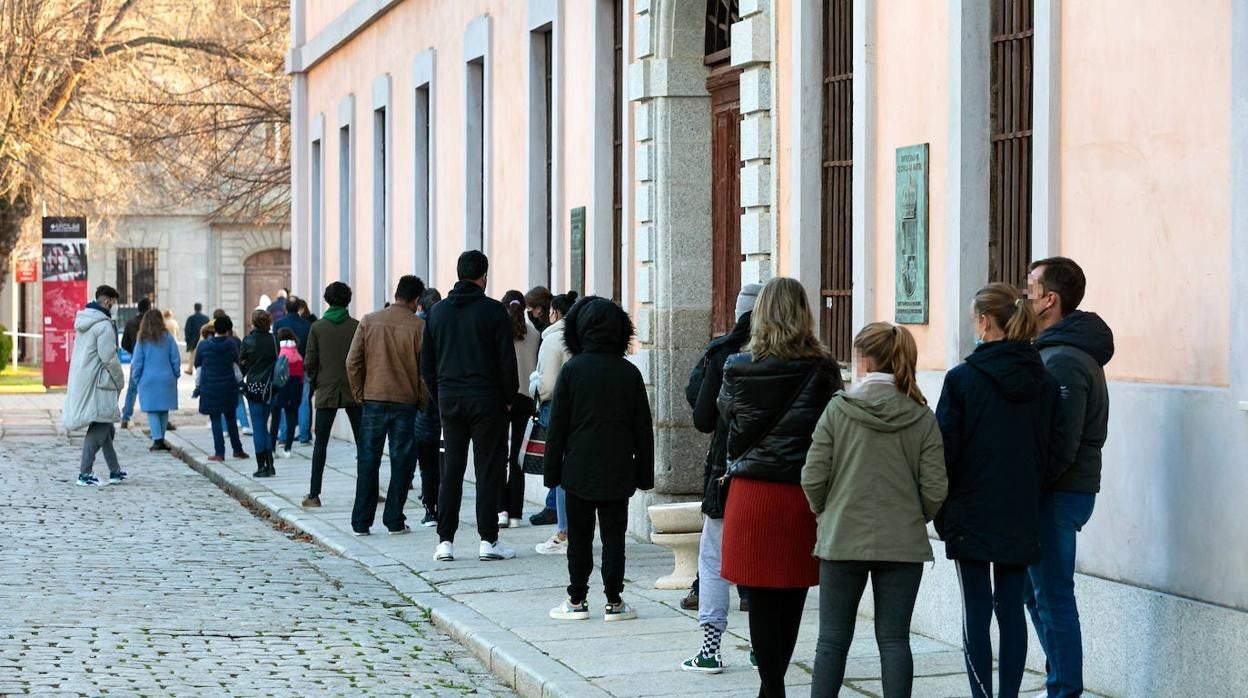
[537,401,568,535]
[279,380,313,442]
[235,394,250,428]
[121,375,140,422]
[352,402,417,533]
[1026,491,1096,697]
[210,412,244,457]
[146,411,169,441]
[246,397,272,454]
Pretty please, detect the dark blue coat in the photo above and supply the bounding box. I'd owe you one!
[934,340,1060,566]
[195,336,241,415]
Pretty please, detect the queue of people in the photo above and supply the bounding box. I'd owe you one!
[62,247,1110,698]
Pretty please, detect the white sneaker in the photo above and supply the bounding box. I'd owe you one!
[508,517,523,528]
[241,426,253,435]
[603,601,637,622]
[434,541,454,561]
[497,512,510,527]
[534,535,567,555]
[280,448,292,459]
[549,598,590,620]
[479,539,516,561]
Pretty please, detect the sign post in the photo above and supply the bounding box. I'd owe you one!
[41,217,88,387]
[11,256,37,372]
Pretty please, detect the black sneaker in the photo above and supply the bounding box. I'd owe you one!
[421,511,437,527]
[109,471,128,484]
[76,474,102,487]
[529,507,557,526]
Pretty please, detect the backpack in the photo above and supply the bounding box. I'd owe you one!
[271,336,290,389]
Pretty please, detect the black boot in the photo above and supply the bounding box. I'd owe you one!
[265,450,276,477]
[253,453,269,478]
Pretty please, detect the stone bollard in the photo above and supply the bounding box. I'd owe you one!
[647,502,703,590]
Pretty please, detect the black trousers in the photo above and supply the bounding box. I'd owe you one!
[564,492,629,605]
[745,586,809,698]
[309,406,361,498]
[269,402,299,451]
[416,437,441,513]
[436,396,508,544]
[499,393,535,517]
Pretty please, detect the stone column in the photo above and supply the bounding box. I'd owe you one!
[733,0,776,286]
[626,0,716,534]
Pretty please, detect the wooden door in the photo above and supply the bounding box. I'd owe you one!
[243,249,291,321]
[708,65,742,337]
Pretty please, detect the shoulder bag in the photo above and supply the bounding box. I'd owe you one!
[720,367,818,485]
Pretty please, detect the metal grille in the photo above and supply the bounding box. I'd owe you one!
[821,0,853,364]
[704,0,740,60]
[116,248,157,305]
[989,0,1034,287]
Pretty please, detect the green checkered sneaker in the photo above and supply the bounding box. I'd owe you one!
[681,653,724,674]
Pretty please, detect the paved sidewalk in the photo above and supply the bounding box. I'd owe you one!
[164,419,1053,698]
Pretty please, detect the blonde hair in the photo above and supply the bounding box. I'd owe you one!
[746,277,828,361]
[854,322,925,405]
[973,283,1038,342]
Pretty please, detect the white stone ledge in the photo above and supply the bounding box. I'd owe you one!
[731,14,772,67]
[740,66,772,114]
[740,0,771,17]
[740,113,772,161]
[741,258,773,286]
[636,224,655,263]
[740,210,772,255]
[740,162,771,209]
[629,59,713,101]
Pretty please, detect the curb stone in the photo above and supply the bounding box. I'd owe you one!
[166,433,592,698]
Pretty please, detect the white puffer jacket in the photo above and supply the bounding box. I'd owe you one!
[62,306,126,431]
[528,319,571,403]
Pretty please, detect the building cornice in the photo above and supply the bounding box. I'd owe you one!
[287,0,403,75]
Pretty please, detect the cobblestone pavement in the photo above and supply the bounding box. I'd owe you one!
[0,404,513,697]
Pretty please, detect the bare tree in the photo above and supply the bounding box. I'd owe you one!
[0,0,289,289]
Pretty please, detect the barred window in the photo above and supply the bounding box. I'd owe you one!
[116,248,157,306]
[989,0,1034,287]
[822,0,853,364]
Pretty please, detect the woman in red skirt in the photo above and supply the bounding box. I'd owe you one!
[718,277,843,697]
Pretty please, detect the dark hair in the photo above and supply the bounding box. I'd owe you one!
[502,290,528,340]
[417,288,442,312]
[525,286,553,309]
[551,291,579,317]
[395,275,426,302]
[137,297,152,313]
[323,281,352,308]
[276,328,297,342]
[214,316,233,335]
[1029,256,1086,316]
[194,302,203,312]
[138,309,168,344]
[95,285,119,301]
[457,250,489,281]
[973,283,1038,342]
[212,308,226,319]
[251,309,272,332]
[285,297,299,314]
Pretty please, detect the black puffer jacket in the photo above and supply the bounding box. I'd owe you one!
[692,312,752,518]
[718,352,842,485]
[544,297,655,500]
[934,340,1060,566]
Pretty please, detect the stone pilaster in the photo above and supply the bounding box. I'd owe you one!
[733,0,775,285]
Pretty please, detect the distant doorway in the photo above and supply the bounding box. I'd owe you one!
[706,0,743,336]
[243,249,290,320]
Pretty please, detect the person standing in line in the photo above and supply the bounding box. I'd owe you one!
[422,251,518,562]
[240,309,279,478]
[119,296,152,429]
[195,316,249,462]
[498,290,540,528]
[63,285,128,486]
[214,308,252,436]
[186,324,214,376]
[129,309,181,452]
[935,283,1059,698]
[302,282,362,508]
[412,287,443,525]
[269,328,305,459]
[545,297,654,622]
[680,284,760,672]
[161,308,179,338]
[267,288,289,323]
[345,275,427,536]
[296,297,317,323]
[803,323,948,698]
[525,286,553,333]
[1025,258,1114,698]
[274,296,313,446]
[718,276,842,698]
[185,303,210,353]
[530,291,577,552]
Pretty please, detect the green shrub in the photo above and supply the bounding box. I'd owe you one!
[0,323,11,369]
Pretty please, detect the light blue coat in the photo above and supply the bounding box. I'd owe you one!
[131,333,180,412]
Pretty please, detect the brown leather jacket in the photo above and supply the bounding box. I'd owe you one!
[345,304,428,406]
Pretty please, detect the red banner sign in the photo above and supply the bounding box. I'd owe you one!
[42,217,89,388]
[14,257,37,283]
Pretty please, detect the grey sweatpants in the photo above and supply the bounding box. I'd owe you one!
[80,422,121,476]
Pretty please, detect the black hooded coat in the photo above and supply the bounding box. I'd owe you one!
[934,340,1060,566]
[543,297,655,501]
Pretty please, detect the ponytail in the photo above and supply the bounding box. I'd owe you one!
[973,283,1037,343]
[853,322,926,406]
[501,289,528,340]
[551,290,579,317]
